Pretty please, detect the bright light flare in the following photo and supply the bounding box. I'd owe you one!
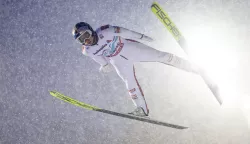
[238,94,250,127]
[185,25,239,107]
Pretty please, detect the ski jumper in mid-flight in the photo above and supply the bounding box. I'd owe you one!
[72,22,200,117]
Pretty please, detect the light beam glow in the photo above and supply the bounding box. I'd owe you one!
[185,24,239,108]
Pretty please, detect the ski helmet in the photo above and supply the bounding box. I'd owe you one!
[72,22,96,45]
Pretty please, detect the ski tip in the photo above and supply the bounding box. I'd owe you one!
[151,2,158,8]
[217,95,223,105]
[49,90,57,96]
[211,87,223,105]
[219,100,223,105]
[177,126,189,130]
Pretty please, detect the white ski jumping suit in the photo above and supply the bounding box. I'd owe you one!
[81,25,199,115]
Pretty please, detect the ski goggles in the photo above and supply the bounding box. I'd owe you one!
[74,29,92,45]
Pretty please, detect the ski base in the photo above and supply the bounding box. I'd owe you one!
[98,109,188,129]
[49,90,188,130]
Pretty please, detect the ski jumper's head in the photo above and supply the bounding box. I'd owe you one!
[72,22,98,46]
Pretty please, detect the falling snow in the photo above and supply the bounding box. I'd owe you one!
[0,0,250,144]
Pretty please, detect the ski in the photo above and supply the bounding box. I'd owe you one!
[49,90,188,130]
[151,1,188,53]
[198,70,223,105]
[151,1,223,105]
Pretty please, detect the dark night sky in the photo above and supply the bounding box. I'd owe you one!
[1,0,250,143]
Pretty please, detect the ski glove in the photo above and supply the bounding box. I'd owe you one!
[99,63,113,73]
[110,26,154,42]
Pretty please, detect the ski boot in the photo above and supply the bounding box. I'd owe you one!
[128,107,148,117]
